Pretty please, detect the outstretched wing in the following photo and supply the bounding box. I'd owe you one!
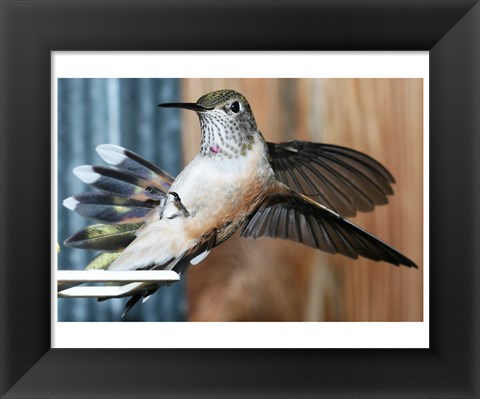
[267,141,395,217]
[241,189,416,268]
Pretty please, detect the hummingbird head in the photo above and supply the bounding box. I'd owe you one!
[160,89,260,158]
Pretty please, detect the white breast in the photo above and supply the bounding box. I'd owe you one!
[164,151,264,219]
[108,145,272,271]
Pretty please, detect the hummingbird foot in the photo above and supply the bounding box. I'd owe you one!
[167,191,190,218]
[144,186,166,201]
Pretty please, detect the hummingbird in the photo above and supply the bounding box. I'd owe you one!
[63,89,416,317]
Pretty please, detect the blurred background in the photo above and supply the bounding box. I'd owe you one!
[58,78,423,322]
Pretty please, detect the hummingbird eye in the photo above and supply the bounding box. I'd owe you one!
[229,101,240,114]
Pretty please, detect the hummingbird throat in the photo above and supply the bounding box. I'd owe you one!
[198,110,256,158]
[210,145,221,154]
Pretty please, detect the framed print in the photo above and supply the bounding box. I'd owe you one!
[1,1,479,398]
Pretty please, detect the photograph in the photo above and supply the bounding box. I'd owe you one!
[57,76,424,324]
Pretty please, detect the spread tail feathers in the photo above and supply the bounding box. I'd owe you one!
[96,144,173,191]
[64,223,142,251]
[73,165,164,200]
[63,143,174,242]
[63,145,179,318]
[63,193,155,224]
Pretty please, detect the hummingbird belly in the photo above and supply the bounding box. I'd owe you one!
[165,154,273,241]
[108,151,274,271]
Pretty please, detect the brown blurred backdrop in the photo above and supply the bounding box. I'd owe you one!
[178,78,423,322]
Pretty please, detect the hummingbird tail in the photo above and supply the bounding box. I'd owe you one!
[64,222,142,251]
[96,144,174,189]
[63,192,155,224]
[63,144,176,267]
[72,165,166,200]
[85,252,122,271]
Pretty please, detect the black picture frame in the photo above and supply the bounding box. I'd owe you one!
[1,1,479,397]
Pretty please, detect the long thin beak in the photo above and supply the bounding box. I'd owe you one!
[158,102,212,112]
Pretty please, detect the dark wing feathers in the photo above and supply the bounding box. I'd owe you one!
[267,141,395,217]
[241,192,416,267]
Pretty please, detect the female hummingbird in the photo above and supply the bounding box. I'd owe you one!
[64,89,416,317]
